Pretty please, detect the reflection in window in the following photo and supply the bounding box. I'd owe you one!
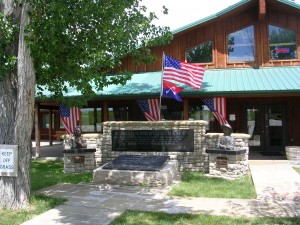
[186,41,213,63]
[188,105,212,130]
[228,26,255,62]
[42,113,55,129]
[247,108,261,146]
[80,108,102,132]
[269,25,297,60]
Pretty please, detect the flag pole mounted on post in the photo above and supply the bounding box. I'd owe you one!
[159,52,165,121]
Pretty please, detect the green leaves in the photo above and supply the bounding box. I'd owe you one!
[25,0,172,105]
[0,13,18,80]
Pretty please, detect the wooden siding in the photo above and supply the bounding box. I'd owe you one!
[115,0,300,73]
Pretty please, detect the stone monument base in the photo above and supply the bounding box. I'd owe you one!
[63,148,96,174]
[93,160,179,187]
[206,148,248,179]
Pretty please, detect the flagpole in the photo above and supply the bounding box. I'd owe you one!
[159,52,165,121]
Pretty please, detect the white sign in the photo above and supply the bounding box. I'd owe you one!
[229,114,236,121]
[0,145,18,177]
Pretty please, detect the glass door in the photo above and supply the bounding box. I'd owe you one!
[246,105,286,152]
[247,107,262,151]
[265,105,286,152]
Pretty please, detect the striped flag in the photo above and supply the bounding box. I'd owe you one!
[59,104,81,134]
[137,99,161,121]
[203,97,228,126]
[163,55,205,90]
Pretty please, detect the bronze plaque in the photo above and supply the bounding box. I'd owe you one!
[73,156,85,163]
[103,155,169,171]
[216,157,228,167]
[112,129,194,152]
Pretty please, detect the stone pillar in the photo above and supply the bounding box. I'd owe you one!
[63,133,101,173]
[205,133,251,179]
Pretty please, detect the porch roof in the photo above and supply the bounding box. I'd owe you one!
[43,66,300,99]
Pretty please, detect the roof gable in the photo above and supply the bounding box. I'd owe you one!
[172,0,300,35]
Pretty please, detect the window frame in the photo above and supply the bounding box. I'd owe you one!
[226,25,256,64]
[268,24,298,62]
[185,40,214,65]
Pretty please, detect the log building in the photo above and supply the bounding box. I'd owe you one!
[34,0,300,154]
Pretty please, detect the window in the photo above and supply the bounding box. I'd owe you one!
[269,25,297,60]
[227,25,255,63]
[109,107,128,121]
[188,105,212,131]
[80,108,102,132]
[186,41,213,63]
[161,104,183,120]
[42,113,55,129]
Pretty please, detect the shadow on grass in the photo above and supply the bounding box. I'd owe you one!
[0,195,66,225]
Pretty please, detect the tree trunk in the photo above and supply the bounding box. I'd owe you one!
[0,1,35,209]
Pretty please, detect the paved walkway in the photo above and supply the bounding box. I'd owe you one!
[250,160,300,202]
[21,154,300,225]
[25,145,300,224]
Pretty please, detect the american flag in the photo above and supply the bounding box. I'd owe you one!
[137,99,161,121]
[59,104,81,134]
[203,97,228,126]
[163,55,205,90]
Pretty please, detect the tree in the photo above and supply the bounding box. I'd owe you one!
[0,0,172,209]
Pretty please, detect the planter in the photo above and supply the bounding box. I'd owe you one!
[285,146,300,160]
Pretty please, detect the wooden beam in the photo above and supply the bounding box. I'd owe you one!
[103,101,109,122]
[259,0,266,21]
[34,104,41,158]
[49,108,53,146]
[183,98,189,120]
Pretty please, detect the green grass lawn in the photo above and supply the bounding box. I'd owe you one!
[168,172,256,199]
[31,160,93,191]
[0,160,93,225]
[293,167,300,174]
[110,210,300,225]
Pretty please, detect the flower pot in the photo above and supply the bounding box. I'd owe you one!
[285,146,300,160]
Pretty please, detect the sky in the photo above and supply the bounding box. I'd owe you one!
[142,0,300,31]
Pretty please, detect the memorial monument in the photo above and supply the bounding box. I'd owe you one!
[217,123,235,150]
[71,126,87,149]
[206,123,249,179]
[63,126,96,173]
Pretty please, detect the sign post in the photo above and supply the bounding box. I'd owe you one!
[0,145,18,177]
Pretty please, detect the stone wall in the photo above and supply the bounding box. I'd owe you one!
[63,133,101,173]
[63,149,96,173]
[98,121,209,172]
[63,124,251,177]
[205,133,251,179]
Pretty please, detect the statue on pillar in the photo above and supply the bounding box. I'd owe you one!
[217,123,235,150]
[72,126,87,149]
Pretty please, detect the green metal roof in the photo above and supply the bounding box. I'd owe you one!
[171,0,300,34]
[40,66,300,99]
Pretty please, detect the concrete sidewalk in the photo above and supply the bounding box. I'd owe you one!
[249,160,300,202]
[21,157,300,225]
[31,141,64,159]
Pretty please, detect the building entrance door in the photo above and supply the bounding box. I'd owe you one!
[246,105,286,152]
